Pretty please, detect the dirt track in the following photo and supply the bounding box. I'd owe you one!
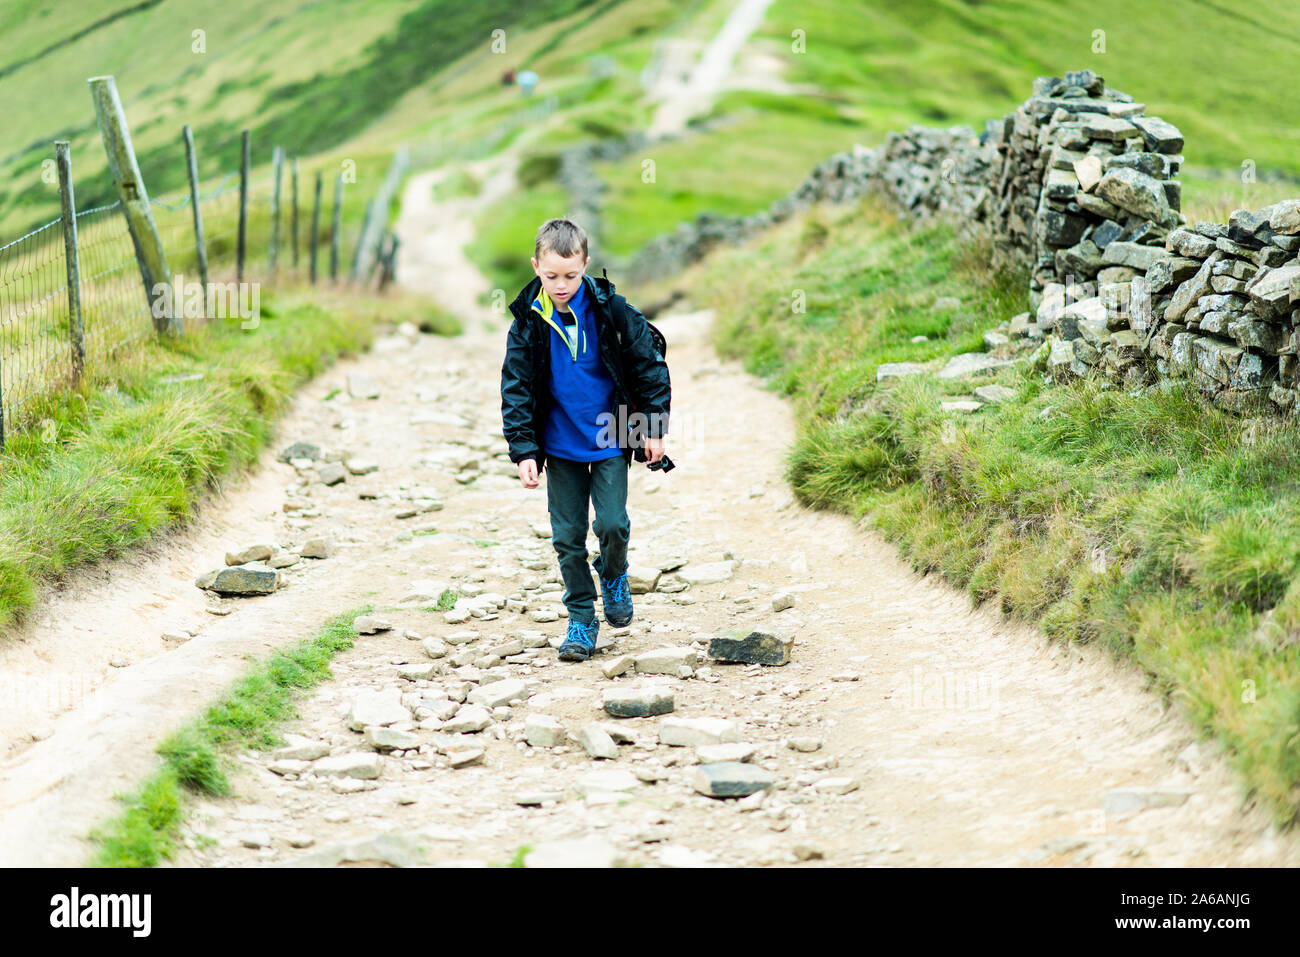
[0,0,1296,869]
[3,228,1295,864]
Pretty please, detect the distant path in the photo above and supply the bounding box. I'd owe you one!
[646,0,779,140]
[395,152,520,337]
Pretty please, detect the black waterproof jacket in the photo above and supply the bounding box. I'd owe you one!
[500,270,671,474]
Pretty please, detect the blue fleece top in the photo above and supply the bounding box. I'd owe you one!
[538,275,624,463]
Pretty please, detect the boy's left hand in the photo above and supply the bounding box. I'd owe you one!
[644,436,666,465]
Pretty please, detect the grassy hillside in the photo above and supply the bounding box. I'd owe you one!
[8,0,1300,255]
[0,0,605,239]
[459,0,1300,291]
[751,0,1300,175]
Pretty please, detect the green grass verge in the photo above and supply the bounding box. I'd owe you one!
[691,191,1300,825]
[0,283,456,635]
[87,606,368,867]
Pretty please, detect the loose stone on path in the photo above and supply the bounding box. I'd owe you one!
[603,687,675,718]
[634,647,697,676]
[524,714,566,747]
[225,544,275,565]
[576,724,619,759]
[696,742,758,764]
[812,777,859,795]
[278,440,321,463]
[364,727,420,751]
[346,690,410,731]
[312,753,383,780]
[300,537,335,559]
[658,717,740,747]
[575,768,640,797]
[196,565,281,596]
[274,735,329,761]
[467,679,528,709]
[693,762,777,799]
[317,462,348,486]
[443,704,492,733]
[708,629,794,666]
[601,655,634,679]
[771,592,795,612]
[678,561,736,585]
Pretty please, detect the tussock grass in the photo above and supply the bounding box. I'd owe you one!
[0,281,456,634]
[694,191,1300,824]
[88,607,367,867]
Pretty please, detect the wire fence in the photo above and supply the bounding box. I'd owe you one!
[0,218,71,429]
[77,201,152,372]
[0,125,408,442]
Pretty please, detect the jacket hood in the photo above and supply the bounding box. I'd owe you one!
[509,270,615,321]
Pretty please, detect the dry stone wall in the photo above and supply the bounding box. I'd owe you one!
[625,68,1300,414]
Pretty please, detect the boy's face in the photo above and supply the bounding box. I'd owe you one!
[531,249,589,306]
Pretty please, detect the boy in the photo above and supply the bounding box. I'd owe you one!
[500,218,671,662]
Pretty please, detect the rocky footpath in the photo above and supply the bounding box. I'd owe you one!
[6,114,1299,864]
[148,307,1296,869]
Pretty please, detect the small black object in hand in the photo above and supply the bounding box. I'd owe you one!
[647,455,675,472]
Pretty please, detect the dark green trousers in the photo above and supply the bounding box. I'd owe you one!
[545,454,630,623]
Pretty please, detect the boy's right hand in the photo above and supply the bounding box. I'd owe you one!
[518,458,539,489]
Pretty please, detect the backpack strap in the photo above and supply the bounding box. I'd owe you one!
[603,269,667,359]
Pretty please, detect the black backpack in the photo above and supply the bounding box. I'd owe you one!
[604,271,674,472]
[602,268,668,360]
[622,311,667,363]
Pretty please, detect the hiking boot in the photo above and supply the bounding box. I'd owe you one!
[557,614,599,662]
[591,554,634,627]
[598,569,633,627]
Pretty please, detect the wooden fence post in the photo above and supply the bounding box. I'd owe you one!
[378,233,400,291]
[371,219,389,278]
[309,169,322,284]
[182,124,209,296]
[237,129,250,283]
[54,141,86,384]
[88,75,174,334]
[269,146,283,275]
[291,157,300,270]
[352,148,408,280]
[368,228,389,286]
[351,197,375,282]
[330,173,343,281]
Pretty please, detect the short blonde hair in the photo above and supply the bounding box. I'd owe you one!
[534,218,588,262]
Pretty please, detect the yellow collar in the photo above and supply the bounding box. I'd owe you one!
[532,286,581,360]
